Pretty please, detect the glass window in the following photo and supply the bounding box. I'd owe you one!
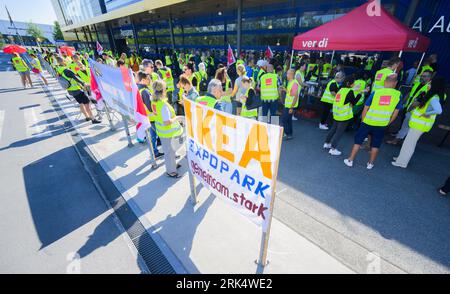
[242,14,296,30]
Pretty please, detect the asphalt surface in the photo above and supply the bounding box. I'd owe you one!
[0,69,144,273]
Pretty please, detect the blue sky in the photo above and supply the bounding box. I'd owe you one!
[0,0,57,25]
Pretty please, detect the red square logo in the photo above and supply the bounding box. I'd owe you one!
[376,73,383,81]
[165,72,171,79]
[335,94,341,102]
[379,95,392,106]
[265,78,273,86]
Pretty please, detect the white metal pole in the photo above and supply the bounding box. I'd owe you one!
[145,129,158,169]
[411,52,426,85]
[398,50,403,58]
[330,50,335,65]
[289,49,294,69]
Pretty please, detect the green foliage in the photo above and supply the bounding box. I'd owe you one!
[27,22,44,42]
[53,21,64,41]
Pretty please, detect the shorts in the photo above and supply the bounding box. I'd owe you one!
[72,92,90,105]
[18,71,30,76]
[354,122,386,148]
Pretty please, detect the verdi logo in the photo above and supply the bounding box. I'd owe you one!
[366,0,381,17]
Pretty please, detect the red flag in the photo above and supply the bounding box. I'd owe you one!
[265,46,274,60]
[227,44,236,67]
[96,41,103,55]
[89,67,104,109]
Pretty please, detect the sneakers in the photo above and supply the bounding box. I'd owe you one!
[367,162,374,170]
[329,148,342,156]
[319,123,329,130]
[344,159,353,167]
[391,161,407,168]
[323,143,332,149]
[292,116,298,121]
[393,156,398,161]
[155,152,165,159]
[283,136,293,141]
[91,119,101,124]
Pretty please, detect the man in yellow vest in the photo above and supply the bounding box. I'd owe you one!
[56,56,101,124]
[136,71,164,158]
[281,69,301,140]
[155,59,175,109]
[387,70,432,145]
[324,76,361,155]
[319,71,345,130]
[142,59,160,85]
[344,74,402,169]
[372,57,401,91]
[239,76,258,120]
[11,53,33,89]
[195,79,222,111]
[259,63,280,123]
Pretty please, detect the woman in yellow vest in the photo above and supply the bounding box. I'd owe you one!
[231,64,247,116]
[11,53,33,88]
[71,54,92,95]
[29,53,48,86]
[319,71,345,130]
[239,76,258,120]
[281,69,301,140]
[392,77,445,168]
[215,67,233,114]
[324,76,360,155]
[152,80,184,178]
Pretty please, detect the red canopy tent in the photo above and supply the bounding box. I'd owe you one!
[291,1,430,70]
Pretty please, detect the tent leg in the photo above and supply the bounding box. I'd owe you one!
[331,50,335,65]
[398,50,403,57]
[411,52,426,84]
[289,50,294,69]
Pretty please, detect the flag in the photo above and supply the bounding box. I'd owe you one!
[5,6,14,26]
[265,46,274,60]
[96,41,103,55]
[89,67,104,110]
[129,69,151,141]
[227,44,236,67]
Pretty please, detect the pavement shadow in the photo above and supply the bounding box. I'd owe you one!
[22,146,108,250]
[276,118,450,271]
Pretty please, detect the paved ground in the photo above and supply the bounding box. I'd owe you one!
[0,70,145,273]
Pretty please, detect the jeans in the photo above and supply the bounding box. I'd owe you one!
[282,108,293,136]
[262,100,278,122]
[149,123,159,155]
[325,120,350,149]
[396,112,411,140]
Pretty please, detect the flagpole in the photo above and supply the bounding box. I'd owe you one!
[5,6,24,46]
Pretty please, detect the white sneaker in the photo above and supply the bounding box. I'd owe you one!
[391,161,407,168]
[292,116,298,121]
[344,159,353,167]
[319,123,329,130]
[393,156,398,161]
[323,143,332,149]
[367,162,375,170]
[329,149,342,156]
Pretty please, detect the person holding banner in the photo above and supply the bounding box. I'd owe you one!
[56,56,101,124]
[70,54,91,95]
[179,75,199,102]
[196,79,223,111]
[137,72,165,159]
[152,80,184,178]
[239,76,258,120]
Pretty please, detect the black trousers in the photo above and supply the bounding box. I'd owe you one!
[320,102,333,125]
[325,119,351,149]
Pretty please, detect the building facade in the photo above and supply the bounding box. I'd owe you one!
[0,20,54,46]
[51,0,450,80]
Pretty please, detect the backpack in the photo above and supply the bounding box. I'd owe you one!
[199,74,208,92]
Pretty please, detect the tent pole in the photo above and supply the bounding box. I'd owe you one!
[398,50,403,57]
[411,52,426,84]
[289,49,294,69]
[331,50,335,65]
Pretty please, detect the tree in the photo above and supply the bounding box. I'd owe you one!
[27,22,44,46]
[53,21,64,41]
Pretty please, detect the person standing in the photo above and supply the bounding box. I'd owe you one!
[12,53,33,89]
[215,67,233,114]
[142,59,160,83]
[281,69,300,140]
[319,72,345,130]
[70,54,91,95]
[344,74,402,169]
[391,77,445,168]
[387,70,432,146]
[152,80,184,178]
[155,59,176,112]
[56,57,101,124]
[195,79,223,111]
[231,64,247,116]
[259,63,280,122]
[179,75,199,101]
[136,72,164,159]
[29,53,48,86]
[239,77,258,120]
[324,76,360,155]
[372,57,401,91]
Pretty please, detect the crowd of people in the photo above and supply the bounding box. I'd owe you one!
[11,46,448,194]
